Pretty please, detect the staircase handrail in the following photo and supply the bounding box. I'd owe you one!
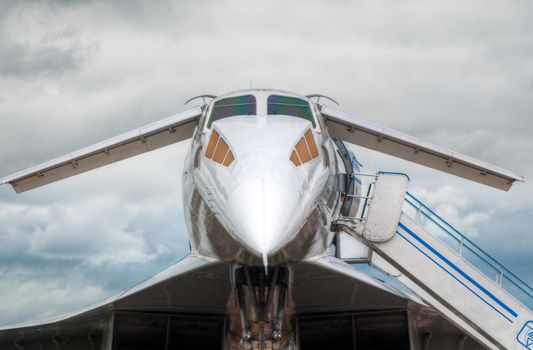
[404,191,532,300]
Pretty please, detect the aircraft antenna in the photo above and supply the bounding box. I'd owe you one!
[184,94,217,106]
[306,94,339,106]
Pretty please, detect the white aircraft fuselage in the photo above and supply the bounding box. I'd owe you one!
[183,89,351,268]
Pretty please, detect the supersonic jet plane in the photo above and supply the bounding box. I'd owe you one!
[0,89,529,350]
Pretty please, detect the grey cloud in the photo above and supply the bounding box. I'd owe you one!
[0,36,84,78]
[0,2,98,79]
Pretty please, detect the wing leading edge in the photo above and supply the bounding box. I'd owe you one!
[0,255,420,348]
[321,106,523,191]
[0,254,226,346]
[0,106,203,193]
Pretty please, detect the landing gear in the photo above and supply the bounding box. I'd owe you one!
[232,265,292,350]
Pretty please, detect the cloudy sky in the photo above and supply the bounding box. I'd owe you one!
[0,0,531,325]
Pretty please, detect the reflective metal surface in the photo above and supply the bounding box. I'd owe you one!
[184,90,337,266]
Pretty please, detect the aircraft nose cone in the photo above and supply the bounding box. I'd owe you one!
[227,178,300,258]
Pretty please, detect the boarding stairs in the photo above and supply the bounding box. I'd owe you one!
[334,172,533,350]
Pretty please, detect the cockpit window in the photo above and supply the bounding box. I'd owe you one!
[208,95,256,128]
[267,95,315,128]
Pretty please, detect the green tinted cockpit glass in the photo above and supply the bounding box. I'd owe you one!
[267,95,315,128]
[208,95,256,128]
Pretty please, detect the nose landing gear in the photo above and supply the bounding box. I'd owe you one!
[232,265,293,350]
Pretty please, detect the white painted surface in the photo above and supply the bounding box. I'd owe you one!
[363,173,409,242]
[335,232,371,262]
[322,106,523,191]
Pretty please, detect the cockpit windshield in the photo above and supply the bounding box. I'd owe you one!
[208,95,256,128]
[267,95,315,127]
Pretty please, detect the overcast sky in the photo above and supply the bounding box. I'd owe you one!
[0,0,531,325]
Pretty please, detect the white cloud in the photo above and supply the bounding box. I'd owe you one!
[0,266,109,325]
[412,185,490,237]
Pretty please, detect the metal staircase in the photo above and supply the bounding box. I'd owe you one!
[403,192,532,311]
[335,172,533,350]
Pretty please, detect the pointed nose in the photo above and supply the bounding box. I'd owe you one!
[227,178,301,257]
